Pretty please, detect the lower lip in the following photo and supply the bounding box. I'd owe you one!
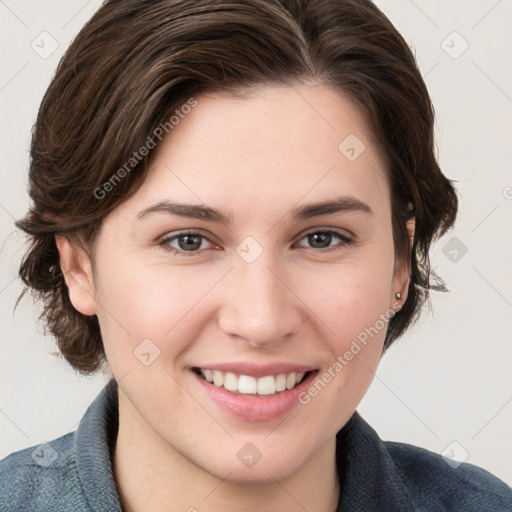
[191,369,318,422]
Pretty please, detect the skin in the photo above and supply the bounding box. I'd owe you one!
[57,83,414,512]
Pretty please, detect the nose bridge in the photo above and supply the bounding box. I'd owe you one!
[218,242,301,346]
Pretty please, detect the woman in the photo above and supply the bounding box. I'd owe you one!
[1,0,511,510]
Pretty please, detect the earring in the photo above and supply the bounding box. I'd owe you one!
[395,292,401,299]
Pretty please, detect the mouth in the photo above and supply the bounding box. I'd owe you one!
[190,365,320,421]
[192,367,313,397]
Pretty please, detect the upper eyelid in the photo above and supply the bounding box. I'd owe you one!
[299,227,352,239]
[160,229,217,244]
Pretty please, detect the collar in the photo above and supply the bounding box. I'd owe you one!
[75,378,122,512]
[335,409,411,510]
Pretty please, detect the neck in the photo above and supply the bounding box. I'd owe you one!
[112,392,340,512]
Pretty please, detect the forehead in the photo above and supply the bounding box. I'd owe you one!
[119,84,390,222]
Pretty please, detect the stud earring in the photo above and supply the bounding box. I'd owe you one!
[395,292,401,299]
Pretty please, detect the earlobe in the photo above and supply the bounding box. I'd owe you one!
[55,235,97,316]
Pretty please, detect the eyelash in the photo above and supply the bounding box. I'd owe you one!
[158,229,353,257]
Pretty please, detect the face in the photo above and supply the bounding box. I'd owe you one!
[59,84,412,484]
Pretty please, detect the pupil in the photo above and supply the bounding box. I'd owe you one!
[310,232,331,249]
[180,235,201,251]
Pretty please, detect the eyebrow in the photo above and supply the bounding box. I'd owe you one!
[136,196,373,224]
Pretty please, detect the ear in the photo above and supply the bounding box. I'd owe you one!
[391,217,415,306]
[406,217,415,251]
[55,235,97,316]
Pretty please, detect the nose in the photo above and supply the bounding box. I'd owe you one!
[217,253,303,348]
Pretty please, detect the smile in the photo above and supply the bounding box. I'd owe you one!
[193,367,310,396]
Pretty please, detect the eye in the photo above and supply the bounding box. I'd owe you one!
[159,231,216,256]
[295,229,352,251]
[159,228,353,257]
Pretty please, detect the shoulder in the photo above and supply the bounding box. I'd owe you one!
[0,432,91,512]
[385,440,512,510]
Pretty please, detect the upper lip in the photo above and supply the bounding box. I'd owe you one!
[192,362,317,378]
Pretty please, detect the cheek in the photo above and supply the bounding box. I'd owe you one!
[295,262,393,427]
[304,251,394,344]
[94,257,217,362]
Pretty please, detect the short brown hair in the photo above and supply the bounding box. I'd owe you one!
[16,0,458,375]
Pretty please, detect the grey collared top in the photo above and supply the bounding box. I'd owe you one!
[1,379,511,511]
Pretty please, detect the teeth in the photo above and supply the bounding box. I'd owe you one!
[257,376,276,395]
[212,370,224,387]
[198,368,308,396]
[275,374,287,392]
[223,372,238,391]
[239,375,257,394]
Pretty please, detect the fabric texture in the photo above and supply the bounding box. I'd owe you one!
[1,378,511,511]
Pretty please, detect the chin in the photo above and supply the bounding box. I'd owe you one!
[216,464,297,485]
[197,442,307,485]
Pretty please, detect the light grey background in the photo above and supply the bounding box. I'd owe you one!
[1,0,511,485]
